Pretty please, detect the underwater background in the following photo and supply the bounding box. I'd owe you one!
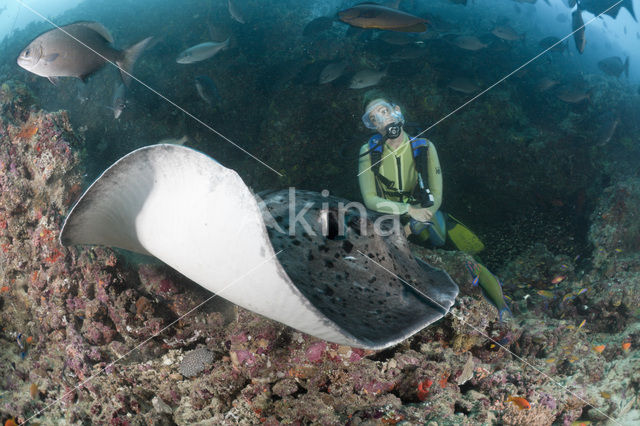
[0,0,639,424]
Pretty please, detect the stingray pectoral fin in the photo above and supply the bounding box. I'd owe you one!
[60,144,359,346]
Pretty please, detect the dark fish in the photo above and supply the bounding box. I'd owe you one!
[449,35,488,50]
[598,56,629,78]
[539,36,566,53]
[303,16,334,36]
[596,112,619,146]
[17,21,151,86]
[319,60,348,84]
[195,75,221,106]
[349,69,386,89]
[448,77,481,94]
[377,31,416,45]
[338,4,428,33]
[111,83,126,119]
[556,86,591,103]
[572,10,586,54]
[577,0,636,21]
[536,77,559,92]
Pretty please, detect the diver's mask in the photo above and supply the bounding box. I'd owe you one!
[361,100,405,136]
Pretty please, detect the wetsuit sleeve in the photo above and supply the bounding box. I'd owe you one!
[426,141,443,215]
[358,144,410,215]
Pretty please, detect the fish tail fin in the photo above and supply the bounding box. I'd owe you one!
[117,36,153,86]
[498,303,512,322]
[624,57,630,78]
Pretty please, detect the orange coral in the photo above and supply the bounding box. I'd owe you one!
[17,125,38,139]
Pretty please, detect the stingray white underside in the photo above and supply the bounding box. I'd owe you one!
[61,144,360,346]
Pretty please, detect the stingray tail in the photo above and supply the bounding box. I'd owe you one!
[117,36,153,86]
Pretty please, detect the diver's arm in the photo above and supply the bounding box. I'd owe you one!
[358,144,409,215]
[426,141,443,215]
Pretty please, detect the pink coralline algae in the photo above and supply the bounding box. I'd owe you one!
[1,80,639,425]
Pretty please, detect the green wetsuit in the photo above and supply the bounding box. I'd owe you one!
[358,133,443,217]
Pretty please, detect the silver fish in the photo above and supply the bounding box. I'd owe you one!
[176,39,229,64]
[447,77,480,94]
[17,21,151,86]
[349,69,386,89]
[450,35,488,51]
[111,83,126,119]
[491,25,524,41]
[228,0,245,24]
[319,60,347,84]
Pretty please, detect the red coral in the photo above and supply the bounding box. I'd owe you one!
[417,378,433,401]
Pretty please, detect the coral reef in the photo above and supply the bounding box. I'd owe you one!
[0,1,639,421]
[2,82,640,424]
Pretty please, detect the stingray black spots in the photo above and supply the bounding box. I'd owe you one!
[342,240,354,253]
[324,259,334,268]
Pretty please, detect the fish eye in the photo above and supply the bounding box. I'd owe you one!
[24,49,30,57]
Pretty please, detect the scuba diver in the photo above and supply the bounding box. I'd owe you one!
[357,91,483,254]
[357,92,512,320]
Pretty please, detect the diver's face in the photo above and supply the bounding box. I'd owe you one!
[369,103,401,133]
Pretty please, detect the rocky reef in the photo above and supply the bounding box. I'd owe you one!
[1,79,639,425]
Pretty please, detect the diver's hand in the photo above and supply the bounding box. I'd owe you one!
[408,205,432,223]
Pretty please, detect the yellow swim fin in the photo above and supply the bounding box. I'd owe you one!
[446,214,485,255]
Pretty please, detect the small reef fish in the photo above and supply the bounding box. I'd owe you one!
[176,39,230,64]
[465,261,511,320]
[17,22,152,86]
[537,290,554,299]
[16,333,27,358]
[622,342,631,351]
[551,275,566,284]
[338,4,428,32]
[507,396,531,410]
[593,345,605,353]
[577,319,586,330]
[563,288,587,303]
